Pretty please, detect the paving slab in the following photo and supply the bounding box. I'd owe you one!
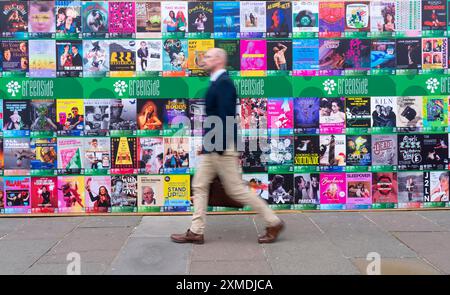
[106,237,191,275]
[0,239,57,274]
[78,216,142,228]
[131,216,192,238]
[36,250,119,265]
[351,258,442,275]
[417,211,450,231]
[189,260,272,275]
[363,212,446,232]
[306,213,417,258]
[23,262,108,275]
[47,227,133,254]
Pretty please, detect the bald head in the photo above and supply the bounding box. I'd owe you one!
[203,48,227,73]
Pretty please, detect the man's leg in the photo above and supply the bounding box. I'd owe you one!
[189,153,217,235]
[217,151,281,228]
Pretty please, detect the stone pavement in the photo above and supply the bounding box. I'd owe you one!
[1,211,450,275]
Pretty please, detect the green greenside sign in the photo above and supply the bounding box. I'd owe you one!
[1,75,449,99]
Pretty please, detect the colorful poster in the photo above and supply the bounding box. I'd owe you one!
[398,134,424,170]
[188,1,213,37]
[30,138,57,170]
[85,176,111,213]
[267,97,293,134]
[423,96,448,128]
[82,40,110,77]
[266,1,292,38]
[346,135,372,166]
[240,97,267,131]
[31,177,58,213]
[4,176,31,213]
[30,99,58,134]
[292,39,319,75]
[138,137,164,174]
[422,0,447,31]
[188,39,215,76]
[3,138,32,174]
[319,39,346,75]
[108,1,135,37]
[3,99,31,137]
[57,175,85,212]
[110,99,137,132]
[55,0,82,37]
[292,0,319,35]
[294,173,320,205]
[28,39,56,78]
[1,1,28,37]
[163,137,190,174]
[0,179,4,212]
[346,97,371,128]
[372,134,398,166]
[163,98,189,133]
[319,1,345,37]
[84,99,110,136]
[422,134,449,170]
[397,96,423,131]
[372,172,398,203]
[240,1,266,38]
[57,137,83,173]
[371,39,396,71]
[83,137,110,172]
[28,0,55,37]
[424,171,449,202]
[56,40,83,77]
[56,99,84,136]
[268,173,294,205]
[136,40,163,75]
[266,40,292,72]
[163,175,190,207]
[398,172,424,205]
[138,175,164,208]
[137,98,165,134]
[319,135,346,167]
[243,173,269,203]
[1,40,28,75]
[268,136,294,167]
[370,1,396,33]
[320,173,346,205]
[371,96,397,129]
[240,136,270,173]
[345,1,370,32]
[161,1,188,36]
[213,1,240,38]
[294,135,319,166]
[109,40,136,77]
[110,137,137,174]
[136,1,161,38]
[215,39,240,72]
[319,97,346,134]
[111,175,137,211]
[395,0,422,35]
[422,38,448,70]
[240,39,267,76]
[346,173,372,207]
[294,97,320,134]
[81,1,108,38]
[343,38,371,71]
[396,38,422,70]
[162,38,188,77]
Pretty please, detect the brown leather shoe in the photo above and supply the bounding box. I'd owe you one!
[171,229,204,244]
[258,220,285,244]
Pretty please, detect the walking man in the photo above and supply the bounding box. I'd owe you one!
[170,48,285,244]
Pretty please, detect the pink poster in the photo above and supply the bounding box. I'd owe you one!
[240,39,267,75]
[267,98,293,133]
[320,173,346,204]
[346,173,372,206]
[319,97,346,134]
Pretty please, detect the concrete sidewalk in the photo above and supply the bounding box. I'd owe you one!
[1,211,450,275]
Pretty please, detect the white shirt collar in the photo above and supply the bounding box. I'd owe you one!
[210,69,226,82]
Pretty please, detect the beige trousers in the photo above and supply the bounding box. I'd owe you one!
[190,151,281,235]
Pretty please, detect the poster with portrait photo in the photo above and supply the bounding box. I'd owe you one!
[268,173,294,205]
[109,99,137,133]
[111,175,137,211]
[371,96,397,129]
[424,171,449,202]
[81,1,108,38]
[266,1,292,38]
[188,1,213,37]
[319,135,346,167]
[422,0,446,31]
[266,40,292,73]
[370,1,395,34]
[319,97,346,134]
[396,38,422,70]
[371,39,396,70]
[84,99,110,136]
[240,1,266,38]
[294,173,320,205]
[56,40,83,77]
[422,38,448,70]
[1,40,28,76]
[1,1,28,38]
[55,0,82,38]
[136,39,162,76]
